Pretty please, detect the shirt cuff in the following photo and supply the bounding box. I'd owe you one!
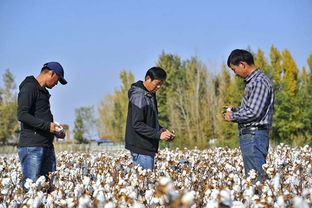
[230,112,238,121]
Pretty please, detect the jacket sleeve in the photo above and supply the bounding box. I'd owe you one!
[17,83,51,132]
[130,93,161,140]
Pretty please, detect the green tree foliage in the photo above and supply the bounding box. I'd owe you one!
[157,56,216,148]
[156,53,183,128]
[269,46,283,91]
[294,56,312,144]
[255,49,272,79]
[73,106,96,143]
[97,48,312,147]
[273,49,303,144]
[214,64,242,147]
[98,70,134,143]
[0,69,19,144]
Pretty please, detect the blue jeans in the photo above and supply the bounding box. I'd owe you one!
[239,129,269,183]
[131,152,155,170]
[18,146,56,192]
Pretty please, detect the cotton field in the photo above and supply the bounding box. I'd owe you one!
[0,144,311,208]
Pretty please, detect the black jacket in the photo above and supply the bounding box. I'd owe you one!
[125,81,162,156]
[17,76,54,147]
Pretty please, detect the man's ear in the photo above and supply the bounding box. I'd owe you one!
[145,75,151,82]
[50,70,57,77]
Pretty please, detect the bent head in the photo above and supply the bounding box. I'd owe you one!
[227,49,255,78]
[40,62,67,89]
[144,67,166,93]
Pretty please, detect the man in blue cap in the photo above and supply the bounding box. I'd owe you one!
[17,62,67,192]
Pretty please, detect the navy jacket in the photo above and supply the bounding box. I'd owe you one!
[125,81,162,156]
[17,76,54,147]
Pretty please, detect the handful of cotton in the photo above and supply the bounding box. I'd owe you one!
[54,122,65,138]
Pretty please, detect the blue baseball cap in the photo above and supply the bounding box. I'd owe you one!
[43,62,67,85]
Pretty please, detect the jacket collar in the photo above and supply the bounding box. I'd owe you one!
[244,68,260,83]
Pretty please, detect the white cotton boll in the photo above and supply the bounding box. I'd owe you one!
[118,179,126,186]
[210,189,220,200]
[36,176,46,187]
[129,191,137,200]
[267,196,274,204]
[78,195,91,208]
[159,177,171,186]
[276,196,285,208]
[204,189,211,197]
[243,187,254,199]
[104,202,114,208]
[9,200,18,208]
[11,171,18,185]
[66,198,76,208]
[181,191,195,206]
[45,194,54,207]
[24,178,33,190]
[251,194,259,202]
[54,122,64,132]
[272,173,280,191]
[301,189,310,198]
[293,196,309,208]
[266,167,275,176]
[205,200,218,208]
[145,189,153,202]
[248,169,257,180]
[74,184,84,199]
[82,176,91,186]
[132,202,144,208]
[59,199,67,206]
[232,201,245,208]
[151,197,160,204]
[95,192,106,208]
[1,188,9,195]
[220,189,233,207]
[225,164,233,171]
[105,192,113,201]
[233,185,241,193]
[1,177,10,187]
[26,198,34,207]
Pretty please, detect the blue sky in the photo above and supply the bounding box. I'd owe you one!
[0,0,311,134]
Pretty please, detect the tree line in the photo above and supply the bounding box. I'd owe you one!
[98,46,312,148]
[1,46,311,148]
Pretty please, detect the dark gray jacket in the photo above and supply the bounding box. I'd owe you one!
[17,76,54,147]
[125,81,162,156]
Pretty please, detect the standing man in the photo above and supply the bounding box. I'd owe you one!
[223,49,274,182]
[125,66,175,170]
[17,62,67,192]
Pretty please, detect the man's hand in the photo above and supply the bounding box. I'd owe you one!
[55,130,66,139]
[50,122,66,138]
[223,111,234,122]
[160,129,175,140]
[50,122,58,133]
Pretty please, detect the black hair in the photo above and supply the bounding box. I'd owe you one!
[41,67,50,73]
[227,49,254,67]
[145,67,167,81]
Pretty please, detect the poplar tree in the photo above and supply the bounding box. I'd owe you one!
[73,109,85,144]
[273,50,302,143]
[255,49,272,79]
[98,70,134,143]
[298,55,312,144]
[215,65,241,147]
[111,71,134,142]
[73,106,97,143]
[269,46,283,91]
[0,69,19,144]
[156,53,183,128]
